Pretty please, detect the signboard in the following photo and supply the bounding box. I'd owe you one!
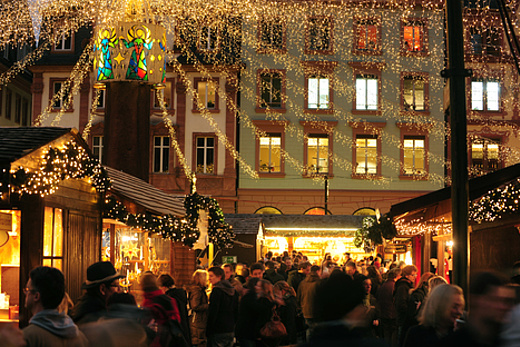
[384,244,407,253]
[0,212,12,232]
[222,256,237,264]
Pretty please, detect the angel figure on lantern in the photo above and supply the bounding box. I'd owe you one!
[122,24,154,81]
[94,27,118,81]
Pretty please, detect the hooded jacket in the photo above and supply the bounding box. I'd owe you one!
[23,309,89,347]
[206,280,239,336]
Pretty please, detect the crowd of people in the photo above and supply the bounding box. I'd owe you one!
[1,251,520,347]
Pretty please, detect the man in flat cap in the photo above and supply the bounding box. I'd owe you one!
[70,261,124,325]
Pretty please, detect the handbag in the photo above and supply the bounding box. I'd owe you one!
[260,307,287,339]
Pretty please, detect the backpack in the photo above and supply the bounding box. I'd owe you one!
[149,295,190,347]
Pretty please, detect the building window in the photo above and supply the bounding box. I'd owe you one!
[92,136,103,163]
[95,88,105,110]
[403,74,427,111]
[259,71,283,109]
[5,89,12,120]
[471,138,500,176]
[304,207,327,215]
[43,207,63,270]
[153,81,173,109]
[198,26,219,51]
[51,80,71,110]
[356,74,378,110]
[54,32,73,51]
[14,94,21,124]
[195,80,217,110]
[258,19,286,52]
[22,99,29,126]
[354,18,380,54]
[471,79,500,111]
[403,136,426,175]
[355,135,378,175]
[307,134,329,174]
[259,134,281,173]
[402,20,427,54]
[470,27,501,56]
[196,136,215,174]
[255,206,283,214]
[306,16,333,54]
[153,136,170,173]
[307,76,330,109]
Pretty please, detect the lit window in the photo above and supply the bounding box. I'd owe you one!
[355,19,379,52]
[93,136,103,163]
[259,134,281,173]
[154,81,173,109]
[307,135,329,174]
[356,135,378,175]
[199,26,218,51]
[471,79,500,111]
[259,19,285,51]
[403,22,425,52]
[43,207,63,270]
[307,17,332,53]
[54,33,72,51]
[197,81,217,109]
[308,76,330,109]
[153,136,170,173]
[259,72,283,108]
[196,137,215,174]
[471,138,500,176]
[403,136,425,175]
[304,207,327,215]
[403,75,426,111]
[356,75,378,110]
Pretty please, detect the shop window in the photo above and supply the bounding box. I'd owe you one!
[0,210,21,312]
[258,70,284,109]
[354,18,381,54]
[153,81,173,109]
[258,19,286,53]
[402,20,427,53]
[92,136,103,163]
[355,74,378,111]
[198,26,219,51]
[470,27,501,57]
[153,136,170,173]
[50,80,72,110]
[259,134,282,173]
[306,134,329,175]
[403,136,426,175]
[471,138,501,176]
[53,32,73,52]
[305,16,333,54]
[307,76,330,110]
[196,136,215,174]
[194,79,218,111]
[355,134,379,175]
[43,207,63,270]
[5,89,11,120]
[402,74,428,112]
[255,206,283,214]
[471,79,500,111]
[14,94,21,124]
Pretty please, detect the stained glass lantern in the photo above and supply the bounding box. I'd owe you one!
[93,22,167,89]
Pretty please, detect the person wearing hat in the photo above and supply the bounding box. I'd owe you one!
[70,261,124,325]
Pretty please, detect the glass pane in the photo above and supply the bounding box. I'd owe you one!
[488,143,499,159]
[472,81,484,110]
[197,137,205,147]
[206,137,214,147]
[367,147,377,173]
[155,137,161,146]
[162,137,170,146]
[472,142,484,159]
[154,148,161,172]
[43,207,53,257]
[43,259,52,267]
[487,81,500,111]
[207,82,216,109]
[53,208,63,257]
[197,82,206,108]
[308,78,318,108]
[196,148,205,173]
[259,142,270,171]
[319,78,329,108]
[415,79,425,110]
[356,78,367,109]
[367,78,378,110]
[162,148,169,172]
[53,259,63,271]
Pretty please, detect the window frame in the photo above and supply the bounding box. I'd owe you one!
[469,136,504,177]
[52,31,74,53]
[353,17,382,56]
[397,122,430,179]
[193,133,218,175]
[253,120,288,178]
[92,135,104,163]
[400,72,430,115]
[350,121,385,179]
[466,18,503,61]
[197,25,220,52]
[49,78,74,112]
[257,17,287,54]
[152,78,175,111]
[256,69,286,113]
[193,77,220,113]
[400,18,429,57]
[152,135,171,173]
[349,62,385,115]
[43,206,64,270]
[469,78,502,113]
[301,121,337,177]
[305,16,334,55]
[302,61,337,114]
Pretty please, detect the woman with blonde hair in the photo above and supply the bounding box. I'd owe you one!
[403,284,465,347]
[187,269,209,347]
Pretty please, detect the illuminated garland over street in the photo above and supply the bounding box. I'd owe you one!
[469,178,520,224]
[1,140,234,249]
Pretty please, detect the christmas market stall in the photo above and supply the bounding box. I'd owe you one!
[390,163,520,280]
[0,127,109,323]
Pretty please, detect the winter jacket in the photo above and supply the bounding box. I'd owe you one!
[393,277,414,326]
[187,284,209,345]
[407,284,428,327]
[278,294,298,345]
[23,309,89,347]
[235,292,275,340]
[297,273,320,319]
[376,279,396,320]
[206,280,239,337]
[264,268,285,285]
[142,290,182,347]
[288,271,307,293]
[165,287,191,344]
[70,293,107,325]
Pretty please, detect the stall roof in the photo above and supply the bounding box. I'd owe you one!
[0,127,73,164]
[105,166,185,217]
[390,163,520,219]
[224,214,264,235]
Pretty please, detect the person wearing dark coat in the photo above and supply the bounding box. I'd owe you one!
[187,270,209,347]
[158,273,191,345]
[206,267,239,347]
[376,268,401,346]
[287,262,310,292]
[405,272,433,328]
[274,281,298,345]
[264,261,285,285]
[393,265,417,346]
[235,278,262,347]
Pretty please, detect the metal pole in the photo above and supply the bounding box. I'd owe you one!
[324,175,329,215]
[443,0,470,293]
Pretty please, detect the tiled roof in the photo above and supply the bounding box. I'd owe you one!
[105,166,185,217]
[225,214,264,234]
[0,127,72,164]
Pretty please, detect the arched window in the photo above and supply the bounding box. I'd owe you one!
[304,207,330,215]
[353,207,377,216]
[255,206,283,215]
